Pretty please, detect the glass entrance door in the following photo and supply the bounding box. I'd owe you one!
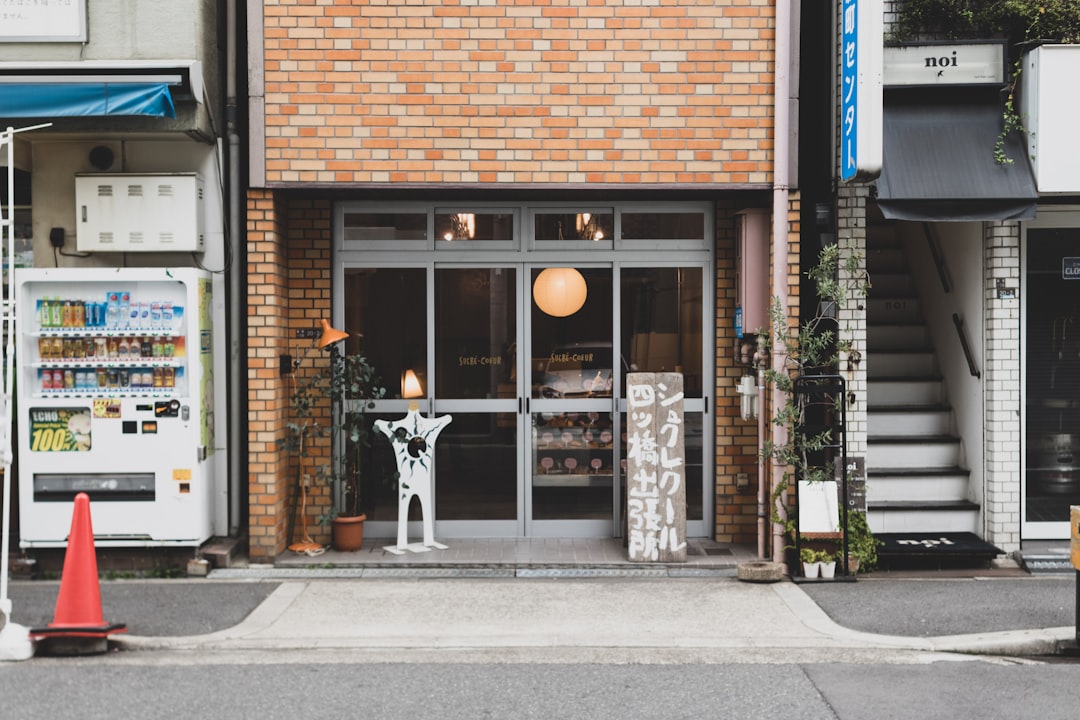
[527,266,618,536]
[345,262,708,539]
[432,266,522,537]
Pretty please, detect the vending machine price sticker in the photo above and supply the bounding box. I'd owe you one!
[29,407,92,452]
[93,399,122,419]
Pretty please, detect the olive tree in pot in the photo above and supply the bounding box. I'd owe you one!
[280,348,385,553]
[322,348,386,551]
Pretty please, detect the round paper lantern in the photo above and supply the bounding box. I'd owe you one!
[533,267,587,317]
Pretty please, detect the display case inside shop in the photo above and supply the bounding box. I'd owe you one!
[16,268,214,547]
[532,411,615,488]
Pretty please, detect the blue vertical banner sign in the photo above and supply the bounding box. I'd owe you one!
[840,0,883,183]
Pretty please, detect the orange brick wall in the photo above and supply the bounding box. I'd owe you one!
[246,191,337,559]
[257,0,776,186]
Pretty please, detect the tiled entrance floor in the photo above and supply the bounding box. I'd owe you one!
[274,537,760,575]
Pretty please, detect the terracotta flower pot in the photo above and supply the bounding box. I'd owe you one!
[331,513,367,552]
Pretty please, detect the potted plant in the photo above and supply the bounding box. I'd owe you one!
[800,547,822,579]
[280,348,386,552]
[819,550,837,579]
[759,242,870,576]
[322,349,386,550]
[844,510,880,575]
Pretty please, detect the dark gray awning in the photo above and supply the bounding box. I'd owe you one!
[876,96,1038,222]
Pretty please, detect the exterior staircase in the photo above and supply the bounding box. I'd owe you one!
[864,231,979,534]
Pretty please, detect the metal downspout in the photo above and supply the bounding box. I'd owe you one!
[226,0,243,535]
[770,0,792,564]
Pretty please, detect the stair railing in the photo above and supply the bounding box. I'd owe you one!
[952,313,981,378]
[922,222,952,293]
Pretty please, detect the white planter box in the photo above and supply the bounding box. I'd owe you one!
[1020,45,1080,193]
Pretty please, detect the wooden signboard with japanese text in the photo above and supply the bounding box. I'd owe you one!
[626,372,687,563]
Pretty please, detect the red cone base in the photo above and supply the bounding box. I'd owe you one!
[30,493,126,649]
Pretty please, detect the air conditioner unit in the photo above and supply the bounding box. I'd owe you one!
[75,173,205,252]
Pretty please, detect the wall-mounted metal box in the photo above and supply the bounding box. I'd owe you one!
[1021,45,1080,194]
[76,173,205,252]
[735,208,770,339]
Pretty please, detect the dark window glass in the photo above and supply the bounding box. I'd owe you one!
[435,268,517,400]
[342,213,427,241]
[343,268,427,400]
[435,212,514,242]
[1025,227,1080,522]
[620,267,703,397]
[534,212,613,242]
[621,212,705,241]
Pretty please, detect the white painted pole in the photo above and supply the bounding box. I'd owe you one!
[1,126,16,618]
[1,124,50,661]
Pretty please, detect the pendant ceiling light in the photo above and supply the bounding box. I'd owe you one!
[533,267,588,317]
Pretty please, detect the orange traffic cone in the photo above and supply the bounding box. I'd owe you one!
[30,493,126,654]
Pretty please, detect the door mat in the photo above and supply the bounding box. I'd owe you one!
[874,532,1003,569]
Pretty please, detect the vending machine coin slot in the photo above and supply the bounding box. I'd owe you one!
[155,400,180,418]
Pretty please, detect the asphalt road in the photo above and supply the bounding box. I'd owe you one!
[3,658,1079,720]
[7,575,1077,640]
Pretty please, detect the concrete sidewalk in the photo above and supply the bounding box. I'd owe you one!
[109,575,1076,659]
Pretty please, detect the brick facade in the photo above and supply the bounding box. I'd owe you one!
[247,1,785,557]
[255,0,777,187]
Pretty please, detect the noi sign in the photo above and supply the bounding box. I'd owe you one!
[840,0,883,183]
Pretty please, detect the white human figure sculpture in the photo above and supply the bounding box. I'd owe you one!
[374,402,452,554]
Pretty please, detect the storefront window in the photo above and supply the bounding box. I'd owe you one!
[434,212,514,243]
[534,211,613,243]
[435,268,516,400]
[621,211,705,241]
[342,212,427,242]
[620,267,704,397]
[1025,228,1080,523]
[343,268,427,400]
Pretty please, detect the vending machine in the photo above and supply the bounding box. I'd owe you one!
[15,267,215,547]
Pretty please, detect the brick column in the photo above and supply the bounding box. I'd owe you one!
[246,189,291,560]
[836,184,869,461]
[983,220,1021,552]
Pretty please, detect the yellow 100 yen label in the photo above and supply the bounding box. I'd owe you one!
[29,407,92,452]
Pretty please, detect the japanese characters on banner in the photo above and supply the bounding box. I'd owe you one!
[626,372,687,563]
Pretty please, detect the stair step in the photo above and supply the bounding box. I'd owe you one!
[868,436,961,467]
[868,323,930,351]
[867,297,922,323]
[870,272,915,295]
[867,503,980,534]
[871,352,937,376]
[868,354,937,379]
[865,468,970,502]
[869,379,944,405]
[868,406,952,435]
[866,247,907,272]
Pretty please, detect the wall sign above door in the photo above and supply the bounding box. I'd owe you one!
[884,42,1006,86]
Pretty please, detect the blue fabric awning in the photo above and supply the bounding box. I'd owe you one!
[0,81,175,119]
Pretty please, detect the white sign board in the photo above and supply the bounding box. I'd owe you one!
[840,0,883,183]
[626,372,686,563]
[0,0,87,42]
[883,42,1006,86]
